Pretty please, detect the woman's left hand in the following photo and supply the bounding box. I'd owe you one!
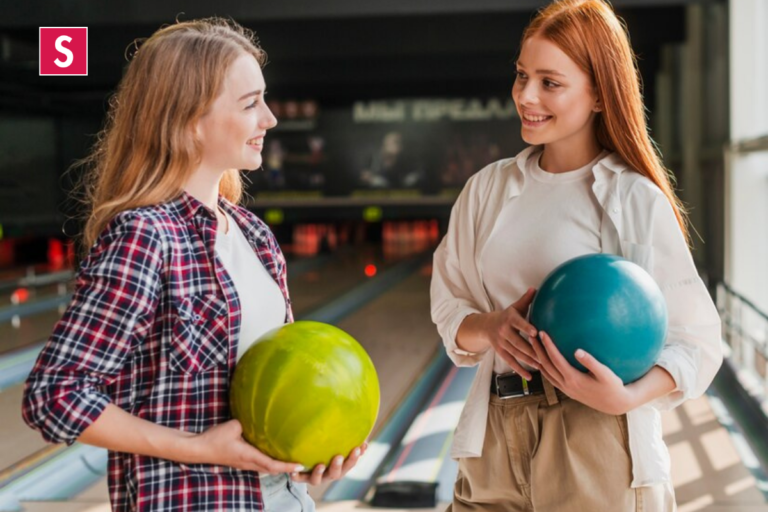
[291,442,368,485]
[531,332,638,415]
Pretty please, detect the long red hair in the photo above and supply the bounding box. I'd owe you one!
[522,0,689,243]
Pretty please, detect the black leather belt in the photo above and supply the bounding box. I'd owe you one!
[491,371,545,399]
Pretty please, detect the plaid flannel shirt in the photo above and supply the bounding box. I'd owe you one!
[22,191,293,511]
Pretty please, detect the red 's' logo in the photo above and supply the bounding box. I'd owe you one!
[39,27,88,76]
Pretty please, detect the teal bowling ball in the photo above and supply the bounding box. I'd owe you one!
[529,254,667,384]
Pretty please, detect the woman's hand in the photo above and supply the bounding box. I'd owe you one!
[189,420,304,474]
[482,288,540,380]
[291,442,369,486]
[531,331,637,415]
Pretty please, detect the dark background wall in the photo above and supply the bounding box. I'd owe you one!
[0,0,695,239]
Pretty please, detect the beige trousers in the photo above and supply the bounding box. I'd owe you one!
[447,380,676,512]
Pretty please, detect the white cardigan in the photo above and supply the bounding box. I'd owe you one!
[430,146,723,487]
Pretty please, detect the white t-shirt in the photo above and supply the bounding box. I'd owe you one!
[479,150,606,374]
[215,212,286,362]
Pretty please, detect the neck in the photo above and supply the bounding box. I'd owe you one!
[539,135,603,174]
[184,165,224,211]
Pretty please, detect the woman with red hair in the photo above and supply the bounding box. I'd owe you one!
[431,1,722,510]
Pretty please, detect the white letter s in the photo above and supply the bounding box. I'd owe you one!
[54,35,74,68]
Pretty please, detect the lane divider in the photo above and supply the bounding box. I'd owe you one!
[368,359,476,508]
[0,271,73,294]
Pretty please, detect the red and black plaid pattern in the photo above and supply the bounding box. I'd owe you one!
[22,191,293,511]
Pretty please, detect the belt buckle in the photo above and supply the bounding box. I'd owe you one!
[495,371,530,400]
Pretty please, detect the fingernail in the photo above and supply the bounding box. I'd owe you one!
[335,457,343,466]
[576,349,585,359]
[291,472,298,478]
[295,465,306,472]
[353,448,361,457]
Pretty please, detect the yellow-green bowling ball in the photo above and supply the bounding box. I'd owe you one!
[230,321,380,469]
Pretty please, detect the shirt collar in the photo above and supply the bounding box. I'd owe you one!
[507,146,628,199]
[168,190,250,222]
[169,190,217,221]
[593,152,629,175]
[218,196,272,248]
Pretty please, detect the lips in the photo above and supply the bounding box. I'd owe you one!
[246,135,264,150]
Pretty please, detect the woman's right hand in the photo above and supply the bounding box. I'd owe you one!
[483,288,540,379]
[189,419,304,474]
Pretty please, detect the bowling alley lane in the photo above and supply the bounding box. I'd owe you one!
[305,260,439,502]
[0,307,63,356]
[0,272,79,474]
[0,249,386,485]
[8,256,768,512]
[287,244,402,317]
[0,253,440,511]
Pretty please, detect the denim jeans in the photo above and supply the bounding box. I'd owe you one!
[260,473,316,512]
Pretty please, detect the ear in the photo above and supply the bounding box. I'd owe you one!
[593,97,603,113]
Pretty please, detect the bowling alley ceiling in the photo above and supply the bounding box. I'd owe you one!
[0,0,708,113]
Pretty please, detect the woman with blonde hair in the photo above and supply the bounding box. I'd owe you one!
[431,1,722,510]
[23,18,364,512]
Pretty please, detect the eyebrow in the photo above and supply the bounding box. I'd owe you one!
[238,89,264,101]
[515,62,565,78]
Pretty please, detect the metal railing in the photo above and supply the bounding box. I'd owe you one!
[716,281,768,407]
[0,269,74,328]
[0,268,74,294]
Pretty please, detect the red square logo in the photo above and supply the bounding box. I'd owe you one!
[39,27,88,76]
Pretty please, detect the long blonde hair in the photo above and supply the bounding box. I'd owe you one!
[523,0,689,243]
[79,17,266,250]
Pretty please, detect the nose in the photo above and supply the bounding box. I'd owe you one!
[261,102,278,130]
[515,80,539,107]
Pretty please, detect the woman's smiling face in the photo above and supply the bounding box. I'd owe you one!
[512,36,601,149]
[196,53,277,173]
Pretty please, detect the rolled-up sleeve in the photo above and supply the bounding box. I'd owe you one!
[630,184,723,410]
[431,176,488,367]
[22,213,163,444]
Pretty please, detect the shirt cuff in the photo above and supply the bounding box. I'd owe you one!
[45,389,111,445]
[649,356,687,411]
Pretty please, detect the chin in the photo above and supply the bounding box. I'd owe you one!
[521,132,543,146]
[242,157,263,171]
[521,130,559,147]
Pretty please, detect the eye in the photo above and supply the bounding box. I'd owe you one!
[543,79,560,89]
[245,99,259,110]
[515,70,528,80]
